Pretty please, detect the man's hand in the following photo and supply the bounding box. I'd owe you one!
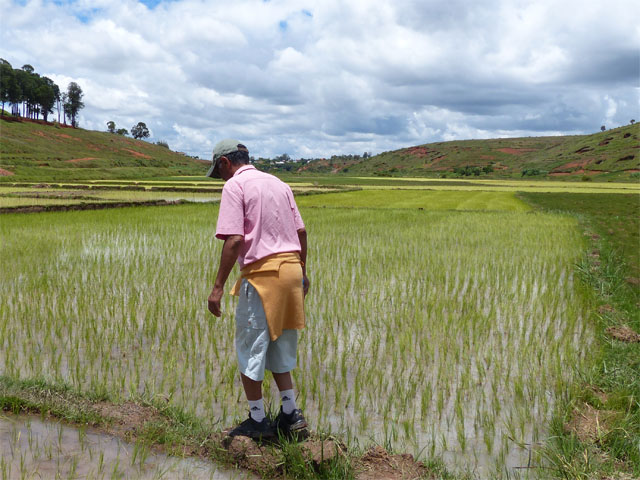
[208,285,224,317]
[207,235,243,318]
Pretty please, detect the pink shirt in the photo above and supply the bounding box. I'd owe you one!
[215,165,305,268]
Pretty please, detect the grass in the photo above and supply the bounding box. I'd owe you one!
[518,192,640,477]
[296,189,531,210]
[0,375,356,479]
[0,117,207,181]
[297,123,640,180]
[2,117,639,183]
[0,196,596,477]
[0,187,221,208]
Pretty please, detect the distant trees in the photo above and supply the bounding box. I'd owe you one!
[631,119,636,125]
[522,168,542,177]
[106,121,129,136]
[601,125,606,132]
[452,165,494,176]
[0,59,86,126]
[63,82,84,127]
[131,122,150,139]
[0,59,61,121]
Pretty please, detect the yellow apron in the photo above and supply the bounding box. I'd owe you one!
[231,252,305,340]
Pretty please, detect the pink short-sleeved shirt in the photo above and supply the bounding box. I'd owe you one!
[215,165,305,268]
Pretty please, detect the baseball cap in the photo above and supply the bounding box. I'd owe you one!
[206,139,248,178]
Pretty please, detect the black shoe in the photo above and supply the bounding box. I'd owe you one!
[274,407,308,435]
[228,415,275,440]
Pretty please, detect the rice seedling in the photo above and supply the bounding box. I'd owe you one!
[0,194,594,476]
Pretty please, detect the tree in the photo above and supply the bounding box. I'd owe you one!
[16,66,37,118]
[106,121,116,133]
[116,128,128,136]
[600,125,606,132]
[35,77,57,122]
[631,119,636,125]
[64,82,84,127]
[0,59,13,115]
[131,122,150,139]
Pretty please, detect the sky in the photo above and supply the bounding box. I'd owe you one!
[1,0,639,160]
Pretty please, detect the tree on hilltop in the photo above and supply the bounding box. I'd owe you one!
[0,59,17,115]
[631,119,636,125]
[36,77,57,122]
[64,82,84,127]
[600,125,606,132]
[106,121,116,133]
[116,128,128,136]
[0,60,62,120]
[131,122,150,139]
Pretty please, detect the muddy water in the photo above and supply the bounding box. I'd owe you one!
[0,413,253,480]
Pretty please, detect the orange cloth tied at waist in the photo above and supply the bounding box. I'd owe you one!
[230,252,305,341]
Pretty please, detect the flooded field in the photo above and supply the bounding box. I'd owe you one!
[0,413,251,480]
[0,193,596,477]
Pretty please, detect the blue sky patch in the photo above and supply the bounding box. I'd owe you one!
[138,0,176,8]
[279,20,288,32]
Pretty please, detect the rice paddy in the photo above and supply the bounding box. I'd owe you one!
[0,187,220,208]
[0,182,346,209]
[0,189,596,477]
[0,413,247,479]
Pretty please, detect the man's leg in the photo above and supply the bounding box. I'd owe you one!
[240,373,266,422]
[272,371,307,434]
[241,373,264,400]
[273,371,298,414]
[272,371,293,391]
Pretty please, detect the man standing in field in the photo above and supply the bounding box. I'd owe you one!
[207,139,309,439]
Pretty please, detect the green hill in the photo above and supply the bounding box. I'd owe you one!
[0,116,210,182]
[299,124,640,181]
[2,116,639,182]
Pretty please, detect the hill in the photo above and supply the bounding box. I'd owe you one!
[2,117,638,182]
[298,124,640,181]
[0,116,209,181]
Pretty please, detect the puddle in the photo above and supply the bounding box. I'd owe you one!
[0,413,253,479]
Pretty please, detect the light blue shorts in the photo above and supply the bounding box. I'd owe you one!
[235,279,298,381]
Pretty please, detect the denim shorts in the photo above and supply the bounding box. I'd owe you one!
[235,279,298,381]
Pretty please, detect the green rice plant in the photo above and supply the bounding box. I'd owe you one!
[0,196,595,476]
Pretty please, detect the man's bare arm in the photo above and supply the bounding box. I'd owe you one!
[297,228,309,297]
[208,235,243,317]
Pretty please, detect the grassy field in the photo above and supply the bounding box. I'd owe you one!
[298,124,640,180]
[1,191,601,477]
[0,183,349,210]
[0,117,207,181]
[518,192,639,477]
[297,189,531,210]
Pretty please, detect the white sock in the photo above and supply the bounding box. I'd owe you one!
[280,389,297,415]
[248,399,265,422]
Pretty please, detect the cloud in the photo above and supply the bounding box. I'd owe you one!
[0,0,638,158]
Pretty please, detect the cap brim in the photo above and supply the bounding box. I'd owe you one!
[206,159,220,178]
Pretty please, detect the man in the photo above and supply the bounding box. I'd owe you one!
[207,139,310,440]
